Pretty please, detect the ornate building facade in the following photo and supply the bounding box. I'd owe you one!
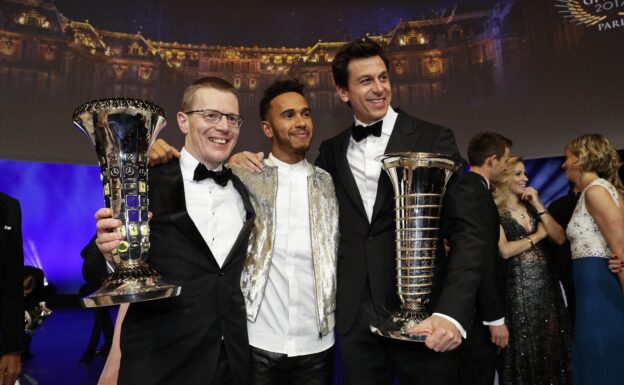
[0,0,556,112]
[1,0,595,164]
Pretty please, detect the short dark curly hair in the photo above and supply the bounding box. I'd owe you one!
[331,37,390,89]
[259,79,305,120]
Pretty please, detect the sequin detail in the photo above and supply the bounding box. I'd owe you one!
[498,203,572,385]
[233,160,339,336]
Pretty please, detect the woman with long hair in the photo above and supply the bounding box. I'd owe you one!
[563,134,624,385]
[493,155,572,385]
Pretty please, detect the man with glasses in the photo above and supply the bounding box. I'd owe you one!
[91,76,255,385]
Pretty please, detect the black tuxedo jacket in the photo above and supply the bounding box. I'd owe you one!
[465,172,505,325]
[85,160,255,385]
[316,110,483,334]
[0,192,25,355]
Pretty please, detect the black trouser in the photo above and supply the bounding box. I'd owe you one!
[85,307,114,352]
[339,287,458,385]
[458,320,498,385]
[250,346,333,385]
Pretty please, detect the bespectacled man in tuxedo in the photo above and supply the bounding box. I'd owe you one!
[90,76,255,385]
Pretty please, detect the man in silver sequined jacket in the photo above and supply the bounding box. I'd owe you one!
[229,79,339,385]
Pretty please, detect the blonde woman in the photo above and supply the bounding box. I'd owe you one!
[563,134,624,385]
[493,156,572,385]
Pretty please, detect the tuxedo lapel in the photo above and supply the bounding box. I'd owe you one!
[335,126,368,218]
[154,163,218,270]
[371,111,423,222]
[221,175,255,269]
[384,111,423,155]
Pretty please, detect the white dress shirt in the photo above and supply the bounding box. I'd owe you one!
[347,107,398,223]
[247,154,334,356]
[179,148,245,267]
[347,108,467,338]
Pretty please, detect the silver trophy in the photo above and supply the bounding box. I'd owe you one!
[370,152,459,341]
[73,98,181,308]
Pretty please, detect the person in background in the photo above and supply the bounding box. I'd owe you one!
[79,237,114,364]
[563,133,624,385]
[458,132,512,385]
[22,266,50,361]
[0,192,25,385]
[493,155,572,385]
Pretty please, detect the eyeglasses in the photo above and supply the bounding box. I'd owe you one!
[184,108,244,128]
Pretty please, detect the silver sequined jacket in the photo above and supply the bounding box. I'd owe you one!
[232,158,339,337]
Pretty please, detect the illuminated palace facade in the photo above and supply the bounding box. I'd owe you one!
[0,0,582,115]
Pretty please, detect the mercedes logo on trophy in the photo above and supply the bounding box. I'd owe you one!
[370,152,459,341]
[73,98,181,308]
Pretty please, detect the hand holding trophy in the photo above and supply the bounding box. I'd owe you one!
[73,98,181,307]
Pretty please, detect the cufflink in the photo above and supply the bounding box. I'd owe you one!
[3,225,12,230]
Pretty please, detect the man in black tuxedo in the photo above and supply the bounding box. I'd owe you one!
[458,132,512,385]
[0,192,24,385]
[314,37,483,385]
[91,77,255,385]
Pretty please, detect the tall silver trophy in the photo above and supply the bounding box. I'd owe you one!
[73,98,181,308]
[370,152,459,341]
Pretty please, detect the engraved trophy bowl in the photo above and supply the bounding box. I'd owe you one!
[370,152,459,342]
[73,98,181,308]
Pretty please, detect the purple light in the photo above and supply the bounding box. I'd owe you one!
[0,160,102,294]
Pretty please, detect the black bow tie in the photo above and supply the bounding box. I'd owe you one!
[352,120,383,142]
[193,164,232,186]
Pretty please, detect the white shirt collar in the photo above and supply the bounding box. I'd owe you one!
[268,153,307,171]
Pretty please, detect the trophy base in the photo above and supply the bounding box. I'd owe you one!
[370,307,430,342]
[370,319,427,342]
[80,261,181,308]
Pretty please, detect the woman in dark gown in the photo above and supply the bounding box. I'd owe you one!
[493,156,572,385]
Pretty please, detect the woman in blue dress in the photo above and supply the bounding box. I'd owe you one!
[563,133,624,385]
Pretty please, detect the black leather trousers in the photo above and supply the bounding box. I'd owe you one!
[250,346,333,385]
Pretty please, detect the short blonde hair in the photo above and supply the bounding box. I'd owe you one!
[566,134,624,192]
[493,155,523,214]
[181,77,236,112]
